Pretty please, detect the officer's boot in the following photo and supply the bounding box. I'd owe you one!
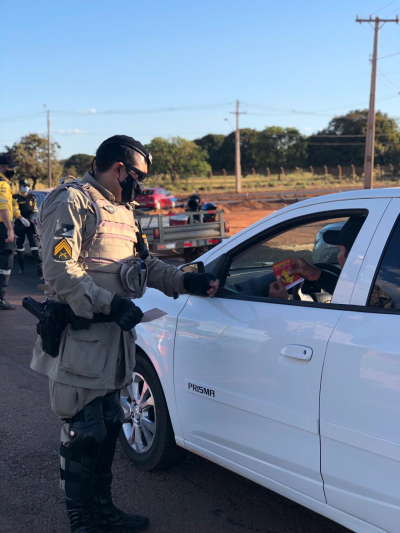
[93,391,149,533]
[31,250,42,276]
[16,251,24,275]
[0,288,15,310]
[60,397,106,533]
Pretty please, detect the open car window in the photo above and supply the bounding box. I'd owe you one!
[222,215,356,304]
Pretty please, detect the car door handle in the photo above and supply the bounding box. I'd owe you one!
[280,345,313,361]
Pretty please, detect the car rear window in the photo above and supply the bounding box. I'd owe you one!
[142,190,154,196]
[368,217,400,310]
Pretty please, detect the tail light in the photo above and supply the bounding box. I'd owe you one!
[153,228,160,240]
[183,241,193,248]
[224,222,230,233]
[208,239,220,245]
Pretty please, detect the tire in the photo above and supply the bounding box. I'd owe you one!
[119,352,187,471]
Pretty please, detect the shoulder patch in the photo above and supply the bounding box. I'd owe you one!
[54,238,72,261]
[55,221,75,238]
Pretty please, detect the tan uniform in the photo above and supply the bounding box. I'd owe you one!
[31,172,186,418]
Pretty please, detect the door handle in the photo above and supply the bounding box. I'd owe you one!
[280,345,313,361]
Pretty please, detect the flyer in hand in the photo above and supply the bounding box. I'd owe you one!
[272,258,304,290]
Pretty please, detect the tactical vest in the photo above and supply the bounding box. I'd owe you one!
[37,180,148,299]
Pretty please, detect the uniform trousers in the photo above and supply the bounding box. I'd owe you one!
[0,222,14,296]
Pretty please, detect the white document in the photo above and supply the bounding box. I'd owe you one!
[141,308,167,323]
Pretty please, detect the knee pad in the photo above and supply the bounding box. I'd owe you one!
[102,390,124,437]
[60,398,107,499]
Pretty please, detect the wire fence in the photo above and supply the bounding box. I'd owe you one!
[145,165,400,193]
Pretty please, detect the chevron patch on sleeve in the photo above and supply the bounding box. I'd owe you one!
[53,238,72,261]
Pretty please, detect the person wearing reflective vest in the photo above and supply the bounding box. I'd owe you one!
[0,153,20,310]
[29,135,219,533]
[13,179,41,275]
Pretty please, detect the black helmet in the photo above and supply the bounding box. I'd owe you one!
[19,179,29,187]
[187,194,202,211]
[203,202,217,211]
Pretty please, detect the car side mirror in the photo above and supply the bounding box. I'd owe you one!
[178,261,205,274]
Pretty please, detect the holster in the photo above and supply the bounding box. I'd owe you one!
[23,296,114,358]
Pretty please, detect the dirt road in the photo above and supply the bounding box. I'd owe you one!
[0,258,349,533]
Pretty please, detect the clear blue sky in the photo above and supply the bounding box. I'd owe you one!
[2,0,400,159]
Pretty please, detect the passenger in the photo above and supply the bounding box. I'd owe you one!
[269,216,394,308]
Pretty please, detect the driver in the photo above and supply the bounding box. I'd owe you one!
[268,216,395,307]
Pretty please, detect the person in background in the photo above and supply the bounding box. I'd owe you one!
[0,154,19,310]
[13,179,41,275]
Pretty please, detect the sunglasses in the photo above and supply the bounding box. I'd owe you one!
[124,163,147,182]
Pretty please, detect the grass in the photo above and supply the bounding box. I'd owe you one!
[28,171,400,194]
[144,172,400,195]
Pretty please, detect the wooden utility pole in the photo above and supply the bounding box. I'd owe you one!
[230,100,246,193]
[356,15,398,189]
[44,104,51,188]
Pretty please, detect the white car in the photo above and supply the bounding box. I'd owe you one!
[120,188,400,533]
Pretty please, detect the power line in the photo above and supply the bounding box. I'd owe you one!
[372,1,397,15]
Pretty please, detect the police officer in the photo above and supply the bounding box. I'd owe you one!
[30,135,219,533]
[0,153,19,310]
[13,179,41,275]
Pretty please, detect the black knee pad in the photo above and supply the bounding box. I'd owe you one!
[60,397,107,499]
[102,390,124,437]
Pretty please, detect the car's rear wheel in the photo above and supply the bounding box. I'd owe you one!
[119,353,187,471]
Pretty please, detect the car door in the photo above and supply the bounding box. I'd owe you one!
[320,198,400,533]
[174,198,390,502]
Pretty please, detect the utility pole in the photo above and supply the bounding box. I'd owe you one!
[229,100,246,193]
[44,104,51,188]
[356,15,398,189]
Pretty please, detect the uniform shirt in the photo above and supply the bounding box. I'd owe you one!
[13,192,38,221]
[40,172,186,318]
[0,173,21,223]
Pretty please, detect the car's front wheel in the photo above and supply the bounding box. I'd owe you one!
[119,353,187,471]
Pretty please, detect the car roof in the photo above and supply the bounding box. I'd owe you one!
[274,187,400,216]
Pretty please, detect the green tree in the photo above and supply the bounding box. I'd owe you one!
[147,137,210,183]
[6,133,61,189]
[307,109,400,167]
[63,153,94,178]
[194,134,225,171]
[255,127,307,170]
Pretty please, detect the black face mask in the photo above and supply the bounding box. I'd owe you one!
[119,173,145,203]
[5,169,14,179]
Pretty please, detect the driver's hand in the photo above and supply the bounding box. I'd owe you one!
[269,276,289,300]
[289,258,321,282]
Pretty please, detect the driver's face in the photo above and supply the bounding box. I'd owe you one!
[337,245,348,269]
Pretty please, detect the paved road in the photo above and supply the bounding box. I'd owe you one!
[0,258,350,533]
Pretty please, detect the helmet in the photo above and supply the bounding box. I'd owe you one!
[203,202,217,222]
[19,179,29,187]
[187,194,202,211]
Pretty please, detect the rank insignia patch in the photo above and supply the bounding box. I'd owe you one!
[54,238,72,261]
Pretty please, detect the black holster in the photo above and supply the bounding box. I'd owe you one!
[23,297,114,358]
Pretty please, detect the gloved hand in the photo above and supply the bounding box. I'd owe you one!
[110,295,144,331]
[20,217,30,228]
[183,272,219,297]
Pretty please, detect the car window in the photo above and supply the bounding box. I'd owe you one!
[367,217,400,310]
[223,215,354,302]
[230,217,348,271]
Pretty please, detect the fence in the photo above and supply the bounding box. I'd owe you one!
[145,165,400,193]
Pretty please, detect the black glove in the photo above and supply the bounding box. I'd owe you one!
[183,273,217,296]
[110,295,144,331]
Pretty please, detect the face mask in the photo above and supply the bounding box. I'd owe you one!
[119,168,145,202]
[5,169,14,179]
[21,186,30,194]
